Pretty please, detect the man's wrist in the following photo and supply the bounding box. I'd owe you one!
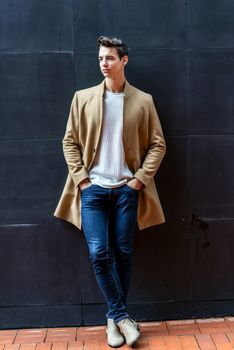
[127,177,144,190]
[79,178,91,190]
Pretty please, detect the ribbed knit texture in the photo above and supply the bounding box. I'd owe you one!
[89,91,132,188]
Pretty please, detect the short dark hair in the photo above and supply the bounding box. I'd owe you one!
[97,36,128,59]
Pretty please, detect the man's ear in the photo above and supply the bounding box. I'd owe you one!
[122,55,128,66]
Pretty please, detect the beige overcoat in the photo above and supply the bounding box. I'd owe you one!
[54,80,166,230]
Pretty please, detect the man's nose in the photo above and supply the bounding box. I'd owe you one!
[102,59,108,66]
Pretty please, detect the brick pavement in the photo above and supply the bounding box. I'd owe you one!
[1,317,234,350]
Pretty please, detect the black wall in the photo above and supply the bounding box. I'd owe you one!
[1,0,234,328]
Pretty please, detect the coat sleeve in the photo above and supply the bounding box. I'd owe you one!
[133,95,166,187]
[62,92,89,188]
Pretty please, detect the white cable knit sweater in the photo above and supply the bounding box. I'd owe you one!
[89,90,133,188]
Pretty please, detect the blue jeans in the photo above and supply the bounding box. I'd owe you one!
[81,184,139,322]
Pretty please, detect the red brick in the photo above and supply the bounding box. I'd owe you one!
[148,336,166,350]
[134,336,149,350]
[163,336,183,350]
[139,322,168,337]
[215,345,233,350]
[99,339,111,350]
[20,344,37,350]
[47,328,77,337]
[77,327,105,341]
[179,335,199,350]
[0,334,16,345]
[224,317,234,332]
[226,332,234,346]
[0,331,17,335]
[15,339,45,345]
[167,320,200,336]
[47,339,76,344]
[83,339,99,350]
[51,342,68,350]
[196,318,230,334]
[195,334,216,350]
[48,329,76,334]
[46,329,76,343]
[17,330,46,336]
[211,333,229,345]
[47,328,76,335]
[15,338,46,345]
[118,345,130,350]
[36,343,52,350]
[67,341,83,350]
[4,345,21,350]
[14,329,47,344]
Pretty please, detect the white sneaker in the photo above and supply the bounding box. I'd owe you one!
[106,318,125,347]
[117,318,140,347]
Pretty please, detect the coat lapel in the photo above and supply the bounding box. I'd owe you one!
[87,81,105,170]
[122,80,133,147]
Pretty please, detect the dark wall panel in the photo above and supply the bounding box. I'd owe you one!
[191,220,234,299]
[0,223,82,306]
[0,53,75,139]
[0,305,82,329]
[0,140,66,224]
[0,0,74,51]
[75,52,103,89]
[130,221,191,302]
[73,0,187,50]
[188,0,234,48]
[189,135,234,219]
[189,49,234,134]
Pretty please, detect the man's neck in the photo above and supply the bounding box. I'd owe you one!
[104,76,126,93]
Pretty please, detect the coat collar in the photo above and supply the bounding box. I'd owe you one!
[97,79,133,97]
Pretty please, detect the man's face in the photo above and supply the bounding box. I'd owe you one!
[98,46,128,79]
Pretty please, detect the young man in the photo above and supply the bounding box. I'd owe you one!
[54,36,166,347]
